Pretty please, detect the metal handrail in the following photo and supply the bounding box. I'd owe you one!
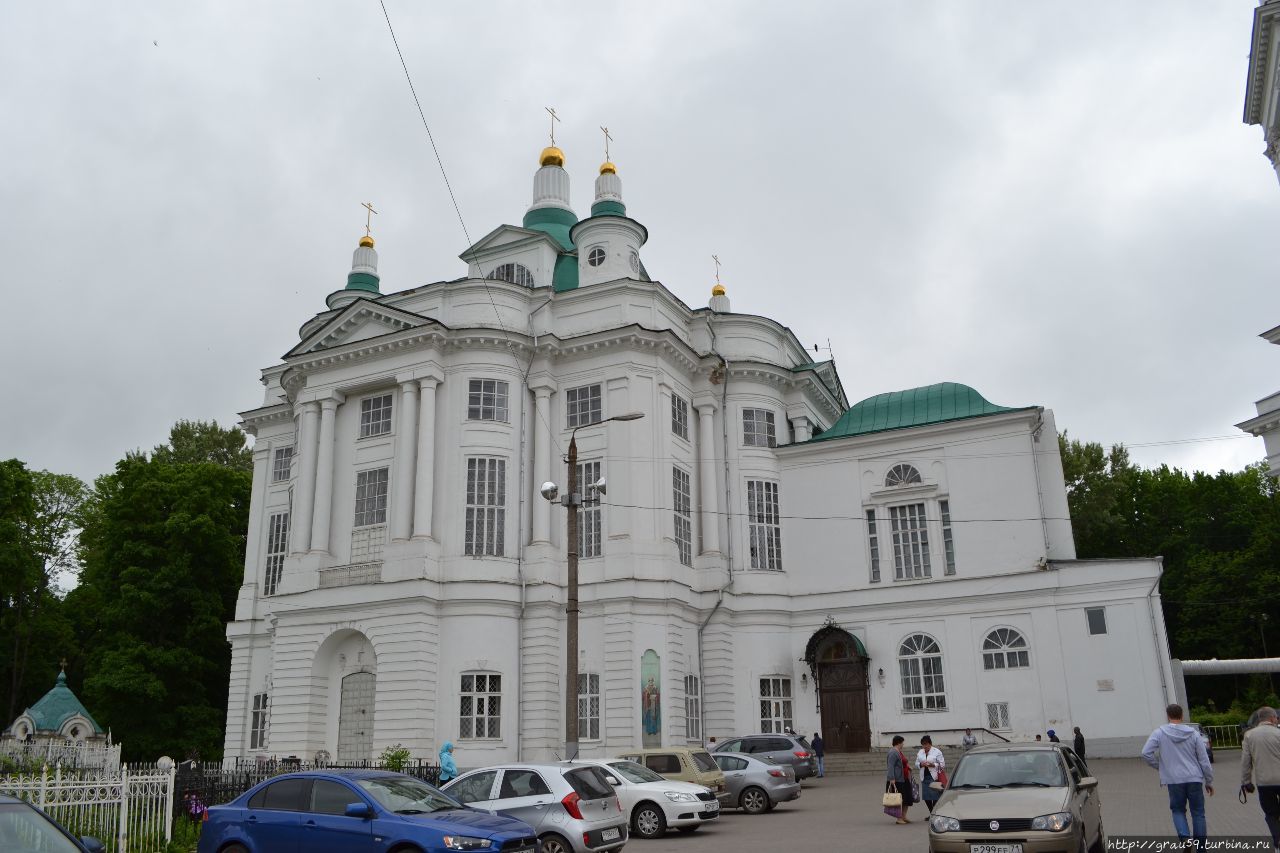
[880,727,1011,743]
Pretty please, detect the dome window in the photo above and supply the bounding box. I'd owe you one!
[885,464,922,487]
[587,247,607,267]
[486,263,535,287]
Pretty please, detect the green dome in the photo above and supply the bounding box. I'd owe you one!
[522,206,577,251]
[20,670,104,735]
[810,382,1028,443]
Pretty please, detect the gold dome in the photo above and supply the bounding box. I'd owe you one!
[359,235,375,248]
[540,146,565,167]
[599,161,617,175]
[712,283,726,296]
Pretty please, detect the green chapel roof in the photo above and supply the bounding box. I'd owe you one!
[22,670,103,735]
[808,382,1032,443]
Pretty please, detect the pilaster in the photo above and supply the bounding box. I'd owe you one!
[391,379,420,542]
[291,401,320,554]
[310,392,344,554]
[412,372,443,540]
[695,402,722,556]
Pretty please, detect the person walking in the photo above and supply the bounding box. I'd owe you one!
[811,732,826,778]
[961,728,977,750]
[1047,729,1060,743]
[916,735,945,814]
[1142,703,1214,848]
[1073,727,1086,762]
[438,741,458,784]
[885,735,915,824]
[1240,706,1280,850]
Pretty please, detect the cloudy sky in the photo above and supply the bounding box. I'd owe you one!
[2,1,1277,486]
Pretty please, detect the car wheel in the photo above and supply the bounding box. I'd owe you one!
[740,786,768,814]
[539,832,572,853]
[632,802,667,838]
[676,826,699,834]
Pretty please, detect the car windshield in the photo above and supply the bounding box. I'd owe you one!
[357,776,461,814]
[797,737,811,749]
[951,751,1067,788]
[691,751,719,772]
[0,803,85,853]
[607,761,665,784]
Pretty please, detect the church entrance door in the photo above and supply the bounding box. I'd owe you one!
[338,671,375,762]
[818,660,870,753]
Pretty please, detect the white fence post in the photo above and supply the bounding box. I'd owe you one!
[38,764,48,809]
[117,764,130,853]
[164,762,175,842]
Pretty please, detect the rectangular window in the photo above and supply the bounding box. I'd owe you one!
[747,480,782,570]
[742,408,777,448]
[578,460,602,558]
[272,446,293,482]
[577,673,601,741]
[1086,607,1107,635]
[459,673,502,739]
[353,467,390,527]
[899,656,947,711]
[671,394,689,440]
[940,500,956,575]
[889,503,931,579]
[673,467,692,567]
[360,394,394,438]
[467,379,509,422]
[685,674,702,740]
[986,702,1011,730]
[866,509,881,583]
[758,677,793,733]
[263,512,289,597]
[465,458,506,557]
[250,692,269,750]
[566,384,602,428]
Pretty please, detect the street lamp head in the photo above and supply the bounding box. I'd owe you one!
[540,482,560,502]
[592,477,607,496]
[612,411,645,422]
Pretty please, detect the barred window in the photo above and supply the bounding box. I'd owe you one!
[742,408,776,448]
[866,509,881,583]
[759,677,793,733]
[885,463,922,487]
[889,503,931,579]
[747,480,782,570]
[685,674,702,740]
[566,384,602,428]
[468,379,509,422]
[353,468,389,528]
[250,692,270,750]
[486,262,535,287]
[460,673,501,739]
[577,673,601,741]
[465,458,506,556]
[263,512,289,597]
[360,394,393,438]
[671,394,689,440]
[272,447,293,482]
[899,634,946,711]
[673,467,692,567]
[982,628,1030,670]
[940,499,956,575]
[986,701,1011,730]
[578,460,602,558]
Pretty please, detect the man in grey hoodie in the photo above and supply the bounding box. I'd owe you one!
[1142,703,1214,847]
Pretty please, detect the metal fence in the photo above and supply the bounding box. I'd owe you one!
[0,763,174,853]
[1201,724,1243,748]
[0,738,122,772]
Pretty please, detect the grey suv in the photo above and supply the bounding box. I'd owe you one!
[441,763,628,853]
[711,734,817,780]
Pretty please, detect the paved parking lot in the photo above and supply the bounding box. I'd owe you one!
[633,757,1271,852]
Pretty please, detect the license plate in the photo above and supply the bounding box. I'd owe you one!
[970,846,1022,853]
[602,827,621,841]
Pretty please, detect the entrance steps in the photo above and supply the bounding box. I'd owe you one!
[818,752,887,775]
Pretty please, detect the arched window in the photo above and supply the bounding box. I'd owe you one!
[486,263,535,287]
[885,464,922,487]
[898,633,946,711]
[982,628,1030,670]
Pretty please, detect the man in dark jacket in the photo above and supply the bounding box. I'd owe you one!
[1073,727,1086,762]
[812,732,825,778]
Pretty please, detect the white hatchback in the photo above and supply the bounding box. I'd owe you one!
[563,759,720,839]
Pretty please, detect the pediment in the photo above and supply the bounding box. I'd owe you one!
[460,224,562,262]
[286,299,434,357]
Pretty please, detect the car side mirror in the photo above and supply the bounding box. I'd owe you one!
[80,839,106,853]
[345,802,375,819]
[605,776,620,786]
[1077,777,1098,790]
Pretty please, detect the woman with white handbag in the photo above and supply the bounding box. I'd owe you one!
[884,735,915,824]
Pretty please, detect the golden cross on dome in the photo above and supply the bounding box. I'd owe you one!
[60,657,68,669]
[601,126,613,161]
[712,254,722,285]
[546,106,560,145]
[361,202,378,237]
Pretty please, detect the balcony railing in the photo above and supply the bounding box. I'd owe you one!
[318,562,382,589]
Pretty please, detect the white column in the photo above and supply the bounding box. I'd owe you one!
[531,385,554,544]
[291,401,320,554]
[391,380,420,541]
[412,377,440,539]
[698,404,721,555]
[310,396,340,554]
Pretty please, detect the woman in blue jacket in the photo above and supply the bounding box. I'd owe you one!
[439,741,458,784]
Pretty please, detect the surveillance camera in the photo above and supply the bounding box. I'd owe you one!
[593,477,607,496]
[540,482,559,501]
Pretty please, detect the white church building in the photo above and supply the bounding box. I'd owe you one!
[222,142,1176,765]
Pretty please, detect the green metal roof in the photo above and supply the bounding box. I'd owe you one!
[809,382,1028,443]
[23,671,103,735]
[522,206,577,252]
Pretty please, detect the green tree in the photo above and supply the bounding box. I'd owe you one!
[151,419,253,471]
[1058,432,1135,557]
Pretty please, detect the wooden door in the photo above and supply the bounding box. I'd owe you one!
[819,661,871,752]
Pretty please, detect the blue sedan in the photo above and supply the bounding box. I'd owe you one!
[195,770,539,853]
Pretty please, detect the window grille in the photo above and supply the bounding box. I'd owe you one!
[360,394,393,438]
[353,468,389,527]
[671,394,689,440]
[467,379,510,422]
[685,675,702,740]
[578,459,602,558]
[250,693,270,750]
[986,702,1011,730]
[866,509,881,583]
[577,673,601,740]
[899,634,947,711]
[272,447,292,482]
[759,677,793,733]
[465,458,506,556]
[263,512,289,596]
[747,480,782,570]
[673,467,693,567]
[889,503,931,579]
[940,499,956,575]
[885,463,922,487]
[982,628,1031,670]
[742,408,776,447]
[460,673,502,739]
[485,263,535,287]
[566,384,602,428]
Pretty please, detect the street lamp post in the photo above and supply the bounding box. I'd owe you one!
[544,411,644,760]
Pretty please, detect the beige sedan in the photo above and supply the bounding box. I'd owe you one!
[927,743,1105,853]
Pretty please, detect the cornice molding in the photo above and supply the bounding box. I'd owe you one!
[1245,1,1280,125]
[239,404,293,436]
